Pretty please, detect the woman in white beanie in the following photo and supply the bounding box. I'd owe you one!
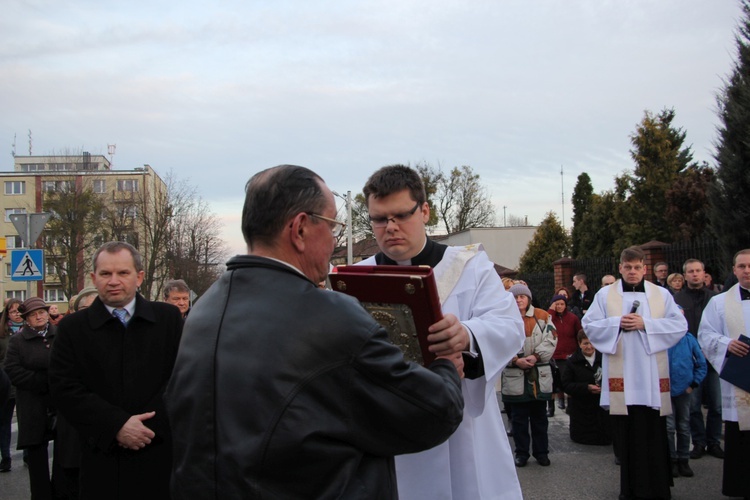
[501,284,558,467]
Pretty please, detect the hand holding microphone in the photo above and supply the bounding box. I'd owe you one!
[620,300,644,331]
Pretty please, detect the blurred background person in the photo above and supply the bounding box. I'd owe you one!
[72,286,98,312]
[666,326,706,479]
[601,275,616,287]
[47,305,63,326]
[163,279,191,319]
[547,294,581,417]
[5,298,59,499]
[555,287,570,300]
[0,298,22,472]
[667,273,685,295]
[561,330,613,447]
[502,284,557,467]
[703,273,723,293]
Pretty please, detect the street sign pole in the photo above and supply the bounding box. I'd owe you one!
[9,213,50,300]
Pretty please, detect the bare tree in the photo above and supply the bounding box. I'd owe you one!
[43,183,107,300]
[168,191,229,297]
[435,165,496,233]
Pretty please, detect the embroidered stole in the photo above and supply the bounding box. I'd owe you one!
[606,280,671,416]
[433,244,480,305]
[724,284,750,430]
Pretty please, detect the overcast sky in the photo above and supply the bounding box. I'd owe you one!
[0,0,743,256]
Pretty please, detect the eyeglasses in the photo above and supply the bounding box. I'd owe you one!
[368,202,421,228]
[306,213,347,238]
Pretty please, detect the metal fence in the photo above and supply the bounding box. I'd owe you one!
[569,255,620,293]
[513,237,730,310]
[664,238,731,286]
[515,271,556,310]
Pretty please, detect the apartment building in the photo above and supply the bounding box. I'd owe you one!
[0,153,167,310]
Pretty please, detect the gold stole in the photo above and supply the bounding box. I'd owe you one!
[434,244,479,305]
[723,284,750,430]
[605,280,671,416]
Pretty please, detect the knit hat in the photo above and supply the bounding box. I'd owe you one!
[19,297,49,318]
[509,283,532,300]
[549,294,568,307]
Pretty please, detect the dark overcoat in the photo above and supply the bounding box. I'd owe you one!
[560,348,612,445]
[50,294,183,500]
[4,323,56,448]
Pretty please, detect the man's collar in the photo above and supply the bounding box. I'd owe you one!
[621,280,646,293]
[375,237,447,267]
[103,297,136,316]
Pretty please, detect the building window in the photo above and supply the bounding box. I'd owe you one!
[4,181,25,195]
[5,263,11,276]
[44,289,66,303]
[6,290,26,301]
[124,205,137,219]
[46,262,57,276]
[5,235,24,249]
[5,208,26,222]
[117,179,139,192]
[44,181,74,193]
[93,180,106,193]
[19,163,44,172]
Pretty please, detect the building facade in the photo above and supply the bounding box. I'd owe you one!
[0,154,167,310]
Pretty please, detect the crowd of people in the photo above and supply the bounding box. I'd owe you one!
[0,163,747,500]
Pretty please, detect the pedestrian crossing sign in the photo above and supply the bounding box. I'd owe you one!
[11,249,44,281]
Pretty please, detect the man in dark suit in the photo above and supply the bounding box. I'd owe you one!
[50,241,183,500]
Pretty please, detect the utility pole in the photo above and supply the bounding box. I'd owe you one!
[560,165,565,230]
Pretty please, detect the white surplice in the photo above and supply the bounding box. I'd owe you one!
[359,245,525,500]
[698,285,750,423]
[581,282,686,410]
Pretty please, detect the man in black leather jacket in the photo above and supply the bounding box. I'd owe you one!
[164,165,464,499]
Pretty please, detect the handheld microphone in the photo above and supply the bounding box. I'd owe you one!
[629,300,640,314]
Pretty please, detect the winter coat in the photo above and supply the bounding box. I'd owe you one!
[501,305,557,402]
[668,333,707,397]
[561,348,612,445]
[549,308,582,360]
[4,323,56,448]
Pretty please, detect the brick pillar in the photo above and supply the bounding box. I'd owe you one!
[554,257,575,297]
[639,240,668,283]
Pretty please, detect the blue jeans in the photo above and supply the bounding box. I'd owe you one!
[690,364,722,447]
[509,400,549,460]
[667,392,691,459]
[0,397,14,460]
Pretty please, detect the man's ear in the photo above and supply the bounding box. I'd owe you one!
[289,213,308,252]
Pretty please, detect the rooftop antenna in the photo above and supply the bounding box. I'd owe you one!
[11,133,16,157]
[560,165,565,230]
[28,129,32,155]
[107,143,116,168]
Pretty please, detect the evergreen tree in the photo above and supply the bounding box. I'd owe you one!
[518,211,570,273]
[614,108,696,250]
[666,162,715,241]
[576,191,620,258]
[570,172,594,258]
[710,0,750,260]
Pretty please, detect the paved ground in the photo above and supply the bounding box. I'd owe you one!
[0,399,736,499]
[502,394,730,500]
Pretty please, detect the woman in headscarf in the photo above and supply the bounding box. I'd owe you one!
[5,297,58,499]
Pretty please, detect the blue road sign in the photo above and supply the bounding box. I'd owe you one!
[11,249,44,281]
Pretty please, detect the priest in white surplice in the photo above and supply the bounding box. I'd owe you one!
[582,246,686,500]
[359,165,526,500]
[698,248,750,498]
